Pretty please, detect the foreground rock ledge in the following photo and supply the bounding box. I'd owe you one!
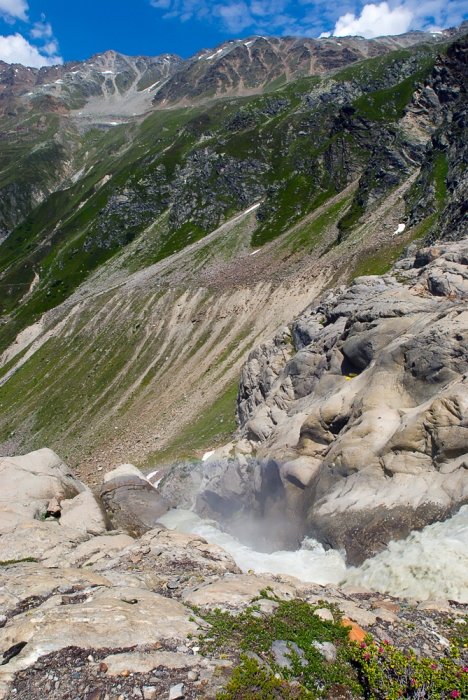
[1,448,467,699]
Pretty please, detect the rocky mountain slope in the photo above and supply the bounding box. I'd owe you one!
[1,29,468,477]
[0,26,465,350]
[3,29,468,697]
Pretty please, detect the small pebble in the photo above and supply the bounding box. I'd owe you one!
[142,687,158,700]
[169,682,185,700]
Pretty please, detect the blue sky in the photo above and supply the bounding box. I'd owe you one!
[0,0,466,67]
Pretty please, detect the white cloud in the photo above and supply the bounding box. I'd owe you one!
[149,0,467,38]
[214,1,253,31]
[42,38,59,56]
[0,0,28,21]
[0,32,62,67]
[31,15,53,39]
[333,2,413,37]
[403,0,467,32]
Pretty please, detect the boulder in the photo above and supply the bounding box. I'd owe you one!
[314,608,334,622]
[100,463,172,536]
[60,490,109,536]
[0,449,84,531]
[270,640,307,669]
[0,519,89,563]
[183,574,296,608]
[102,650,199,675]
[312,640,337,662]
[0,562,110,617]
[0,586,198,688]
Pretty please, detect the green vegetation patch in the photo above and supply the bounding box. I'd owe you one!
[349,226,423,280]
[193,597,468,699]
[0,557,37,566]
[143,379,239,468]
[197,597,361,698]
[220,657,309,699]
[352,72,428,123]
[354,637,468,700]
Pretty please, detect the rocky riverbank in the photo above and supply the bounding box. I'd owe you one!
[157,237,468,570]
[1,449,468,699]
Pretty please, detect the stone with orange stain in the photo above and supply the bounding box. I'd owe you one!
[341,617,367,643]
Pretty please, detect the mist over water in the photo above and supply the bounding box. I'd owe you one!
[159,506,468,601]
[158,509,347,585]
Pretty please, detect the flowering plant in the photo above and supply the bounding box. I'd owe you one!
[353,636,468,699]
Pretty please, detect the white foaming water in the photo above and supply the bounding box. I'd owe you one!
[343,505,468,602]
[159,506,468,600]
[158,509,347,585]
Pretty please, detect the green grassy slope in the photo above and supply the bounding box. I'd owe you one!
[0,39,448,357]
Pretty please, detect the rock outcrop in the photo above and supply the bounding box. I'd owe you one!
[0,449,108,537]
[0,449,238,699]
[185,238,468,564]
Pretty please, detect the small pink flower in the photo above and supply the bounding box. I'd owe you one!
[364,653,370,661]
[451,692,460,698]
[408,654,412,659]
[383,640,390,645]
[410,679,416,686]
[431,664,437,670]
[378,647,384,653]
[360,643,367,649]
[462,667,468,673]
[457,672,460,678]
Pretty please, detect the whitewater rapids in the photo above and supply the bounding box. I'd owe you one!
[158,505,468,601]
[158,509,347,585]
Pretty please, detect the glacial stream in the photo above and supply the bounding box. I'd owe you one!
[158,506,468,601]
[158,508,347,585]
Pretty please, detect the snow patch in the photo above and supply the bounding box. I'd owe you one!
[243,202,261,215]
[144,81,160,92]
[205,49,223,60]
[202,450,215,462]
[392,223,406,236]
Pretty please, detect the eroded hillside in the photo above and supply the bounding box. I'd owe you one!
[1,30,468,481]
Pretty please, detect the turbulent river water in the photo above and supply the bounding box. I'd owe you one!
[158,506,468,602]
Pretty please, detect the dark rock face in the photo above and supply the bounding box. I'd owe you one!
[406,35,468,241]
[189,240,468,564]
